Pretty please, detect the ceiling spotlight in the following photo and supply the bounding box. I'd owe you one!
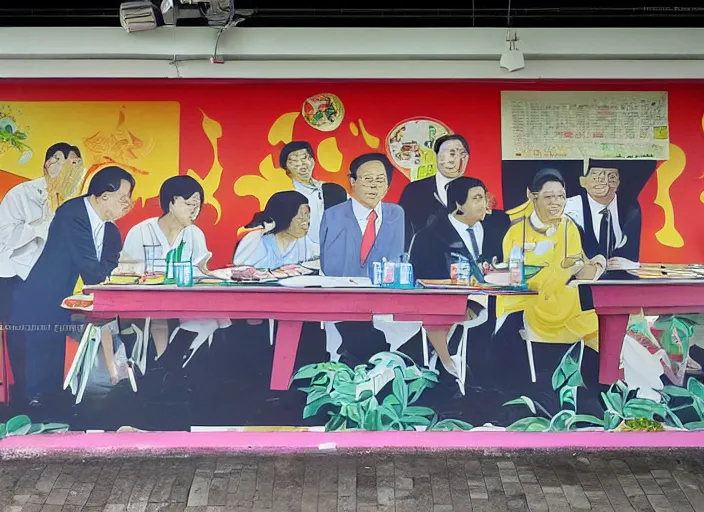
[500,29,525,72]
[120,1,163,32]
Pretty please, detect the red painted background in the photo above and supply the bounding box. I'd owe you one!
[0,79,702,268]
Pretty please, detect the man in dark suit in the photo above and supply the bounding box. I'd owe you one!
[7,166,135,409]
[564,159,642,265]
[320,153,404,278]
[410,176,510,380]
[398,134,470,250]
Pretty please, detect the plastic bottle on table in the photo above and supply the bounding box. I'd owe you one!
[508,244,525,287]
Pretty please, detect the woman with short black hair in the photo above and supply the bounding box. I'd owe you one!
[233,190,315,269]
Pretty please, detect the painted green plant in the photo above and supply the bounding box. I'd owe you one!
[660,377,704,430]
[0,415,69,439]
[502,341,704,432]
[293,352,473,432]
[0,116,32,163]
[503,341,606,432]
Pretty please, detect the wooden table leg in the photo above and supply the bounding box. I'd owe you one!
[598,313,630,385]
[270,320,303,391]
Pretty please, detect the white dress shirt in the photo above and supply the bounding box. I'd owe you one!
[0,177,52,279]
[351,198,383,235]
[293,179,325,245]
[448,214,484,260]
[434,172,454,207]
[84,197,106,261]
[587,193,623,247]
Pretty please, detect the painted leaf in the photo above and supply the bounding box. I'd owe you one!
[662,385,692,398]
[566,370,585,388]
[303,396,335,419]
[36,423,70,434]
[623,399,669,420]
[369,352,408,371]
[601,391,623,415]
[565,414,605,429]
[6,415,32,436]
[401,415,433,427]
[687,378,704,418]
[503,396,537,415]
[552,343,582,390]
[403,365,423,380]
[559,386,577,410]
[345,403,363,426]
[326,415,347,432]
[383,394,401,408]
[403,406,436,418]
[684,421,704,431]
[392,368,409,410]
[506,417,550,432]
[305,387,329,405]
[407,379,427,405]
[428,419,474,431]
[604,410,622,431]
[0,423,6,438]
[549,410,576,432]
[421,369,440,383]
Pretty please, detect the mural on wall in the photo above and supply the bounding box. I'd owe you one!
[1,82,704,435]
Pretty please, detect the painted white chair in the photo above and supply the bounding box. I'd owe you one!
[424,307,489,394]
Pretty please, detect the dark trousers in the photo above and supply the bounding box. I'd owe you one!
[0,276,19,326]
[7,329,65,402]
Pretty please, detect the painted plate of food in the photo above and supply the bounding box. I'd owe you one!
[386,117,451,181]
[302,93,345,132]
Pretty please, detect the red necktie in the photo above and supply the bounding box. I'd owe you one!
[360,209,378,264]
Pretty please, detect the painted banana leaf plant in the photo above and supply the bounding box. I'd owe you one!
[503,341,704,432]
[502,341,606,432]
[0,415,69,439]
[293,351,473,432]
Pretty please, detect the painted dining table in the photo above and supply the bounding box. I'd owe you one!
[577,278,704,385]
[82,284,526,391]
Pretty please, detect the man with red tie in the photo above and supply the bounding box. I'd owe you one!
[319,153,406,367]
[320,153,405,278]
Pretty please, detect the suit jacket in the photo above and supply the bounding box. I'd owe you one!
[409,211,510,280]
[398,176,444,251]
[320,199,405,278]
[565,192,641,261]
[11,196,122,327]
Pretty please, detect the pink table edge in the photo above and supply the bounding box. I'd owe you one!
[2,430,704,459]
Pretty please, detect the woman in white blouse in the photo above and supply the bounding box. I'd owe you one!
[233,190,316,269]
[118,176,222,380]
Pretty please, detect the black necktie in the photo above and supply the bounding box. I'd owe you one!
[467,226,481,260]
[599,208,615,258]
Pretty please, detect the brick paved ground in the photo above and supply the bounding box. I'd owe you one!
[2,453,704,511]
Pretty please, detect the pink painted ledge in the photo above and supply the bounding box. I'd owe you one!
[3,431,704,458]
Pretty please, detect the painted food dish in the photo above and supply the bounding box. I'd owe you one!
[302,93,344,132]
[484,265,544,286]
[230,264,315,283]
[61,294,94,311]
[386,118,451,181]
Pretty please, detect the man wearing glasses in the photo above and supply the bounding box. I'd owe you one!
[7,166,134,411]
[320,153,404,278]
[399,134,470,250]
[564,159,642,270]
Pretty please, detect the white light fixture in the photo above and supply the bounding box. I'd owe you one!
[120,1,161,32]
[500,29,525,72]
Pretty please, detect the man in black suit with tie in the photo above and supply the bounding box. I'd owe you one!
[398,134,470,250]
[7,166,135,411]
[564,159,642,266]
[409,177,510,379]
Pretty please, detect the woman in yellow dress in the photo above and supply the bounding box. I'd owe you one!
[498,169,606,352]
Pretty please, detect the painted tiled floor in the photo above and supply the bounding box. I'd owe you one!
[2,453,704,511]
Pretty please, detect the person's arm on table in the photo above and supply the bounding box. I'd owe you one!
[233,222,274,266]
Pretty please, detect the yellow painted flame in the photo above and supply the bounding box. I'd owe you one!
[358,119,380,148]
[317,137,343,173]
[234,154,293,210]
[186,110,224,224]
[268,112,299,146]
[654,143,685,248]
[349,121,359,136]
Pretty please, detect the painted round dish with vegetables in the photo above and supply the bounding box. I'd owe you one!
[302,93,345,132]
